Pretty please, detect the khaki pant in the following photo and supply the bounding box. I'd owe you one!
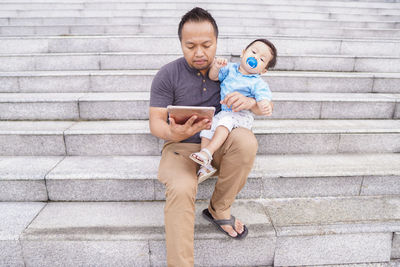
[157,127,258,267]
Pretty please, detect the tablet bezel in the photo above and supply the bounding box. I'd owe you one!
[167,105,215,125]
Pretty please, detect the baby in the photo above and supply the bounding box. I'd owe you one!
[189,38,277,183]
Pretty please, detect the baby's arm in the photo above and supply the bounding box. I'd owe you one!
[209,57,228,81]
[256,99,273,116]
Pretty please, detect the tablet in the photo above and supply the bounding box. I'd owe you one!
[167,105,215,125]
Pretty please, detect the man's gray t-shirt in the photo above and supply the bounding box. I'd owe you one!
[150,57,221,143]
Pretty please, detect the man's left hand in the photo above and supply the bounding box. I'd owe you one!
[220,92,255,112]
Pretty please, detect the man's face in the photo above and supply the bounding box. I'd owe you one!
[180,21,217,73]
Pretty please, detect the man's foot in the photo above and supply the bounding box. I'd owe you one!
[202,209,248,240]
[219,218,244,237]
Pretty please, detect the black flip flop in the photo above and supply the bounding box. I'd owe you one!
[202,208,248,240]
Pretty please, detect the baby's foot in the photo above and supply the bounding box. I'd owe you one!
[192,151,209,163]
[189,148,213,166]
[197,164,217,184]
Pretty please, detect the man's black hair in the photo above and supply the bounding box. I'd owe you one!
[245,38,277,70]
[178,7,219,42]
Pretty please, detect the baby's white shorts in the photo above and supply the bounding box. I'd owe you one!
[200,110,254,140]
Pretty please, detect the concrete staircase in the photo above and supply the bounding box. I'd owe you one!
[1,0,400,266]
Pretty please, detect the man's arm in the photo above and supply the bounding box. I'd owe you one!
[149,107,212,142]
[221,92,273,116]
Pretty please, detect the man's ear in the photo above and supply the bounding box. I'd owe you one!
[261,68,268,74]
[240,49,245,58]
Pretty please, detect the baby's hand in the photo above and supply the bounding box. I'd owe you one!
[213,57,228,69]
[257,100,273,116]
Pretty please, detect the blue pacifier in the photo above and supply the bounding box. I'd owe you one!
[246,57,258,69]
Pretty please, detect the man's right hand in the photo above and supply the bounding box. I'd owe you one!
[167,115,212,142]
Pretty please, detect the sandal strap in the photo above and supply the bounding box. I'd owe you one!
[204,164,215,171]
[197,167,207,175]
[200,148,213,161]
[197,164,214,175]
[214,215,236,228]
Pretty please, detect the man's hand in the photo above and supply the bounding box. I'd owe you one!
[149,107,212,142]
[257,100,274,116]
[213,57,228,69]
[168,115,211,142]
[220,91,256,112]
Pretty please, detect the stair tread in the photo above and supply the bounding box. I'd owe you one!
[2,119,400,134]
[2,196,400,241]
[2,69,400,77]
[0,91,398,102]
[1,51,400,59]
[2,34,400,42]
[1,153,400,181]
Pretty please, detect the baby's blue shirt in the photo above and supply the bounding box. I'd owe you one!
[218,62,272,111]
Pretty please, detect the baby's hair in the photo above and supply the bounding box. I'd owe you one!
[245,39,277,70]
[178,7,219,42]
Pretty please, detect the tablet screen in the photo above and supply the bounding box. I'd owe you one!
[167,105,215,124]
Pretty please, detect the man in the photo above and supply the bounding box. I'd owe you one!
[149,7,273,267]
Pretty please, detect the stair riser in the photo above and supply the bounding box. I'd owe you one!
[1,132,399,156]
[1,37,400,57]
[0,9,400,22]
[2,54,400,73]
[394,233,400,259]
[1,74,399,94]
[273,233,392,266]
[2,25,400,39]
[0,99,398,120]
[2,212,396,267]
[3,175,400,202]
[0,3,400,16]
[3,17,399,29]
[2,0,400,6]
[2,198,398,267]
[0,241,24,267]
[6,237,276,267]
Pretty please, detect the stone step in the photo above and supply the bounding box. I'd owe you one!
[1,52,400,73]
[0,9,400,22]
[2,24,400,39]
[1,70,399,94]
[0,92,398,120]
[1,196,399,266]
[0,2,399,16]
[1,8,400,23]
[0,35,399,57]
[3,16,399,30]
[1,153,399,201]
[0,119,399,156]
[2,0,400,8]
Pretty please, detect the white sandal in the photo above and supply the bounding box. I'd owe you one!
[189,148,213,166]
[197,164,217,184]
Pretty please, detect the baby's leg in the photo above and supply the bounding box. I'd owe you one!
[194,126,229,163]
[204,125,229,155]
[201,137,211,150]
[192,112,233,164]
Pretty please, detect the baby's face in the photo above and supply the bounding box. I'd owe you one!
[240,41,273,75]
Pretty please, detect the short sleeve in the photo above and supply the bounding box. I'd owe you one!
[218,63,230,82]
[150,66,174,108]
[251,79,272,102]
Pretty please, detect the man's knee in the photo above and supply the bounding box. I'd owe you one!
[227,128,258,159]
